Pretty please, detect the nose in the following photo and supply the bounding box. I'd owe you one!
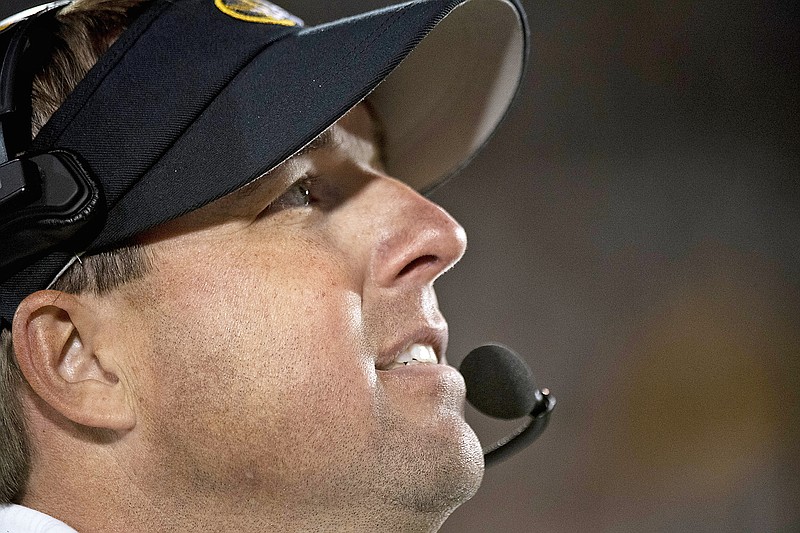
[367,176,467,289]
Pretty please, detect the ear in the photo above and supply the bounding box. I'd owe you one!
[12,290,136,432]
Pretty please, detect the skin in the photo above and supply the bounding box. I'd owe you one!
[12,103,484,532]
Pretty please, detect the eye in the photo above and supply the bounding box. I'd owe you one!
[263,177,314,215]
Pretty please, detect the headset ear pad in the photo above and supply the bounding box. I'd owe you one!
[0,150,104,273]
[0,4,103,275]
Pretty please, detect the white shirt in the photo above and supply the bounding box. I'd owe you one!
[0,505,77,533]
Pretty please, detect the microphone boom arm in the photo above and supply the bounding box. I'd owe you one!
[483,388,556,467]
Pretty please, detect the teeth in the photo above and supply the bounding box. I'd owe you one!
[386,344,437,370]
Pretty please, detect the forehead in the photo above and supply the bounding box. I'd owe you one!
[280,102,383,167]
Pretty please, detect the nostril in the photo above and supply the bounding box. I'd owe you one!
[397,254,439,278]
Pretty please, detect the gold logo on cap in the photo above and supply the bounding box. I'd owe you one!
[214,0,304,27]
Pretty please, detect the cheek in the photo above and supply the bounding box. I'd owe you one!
[133,240,378,480]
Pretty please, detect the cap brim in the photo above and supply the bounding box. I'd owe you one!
[370,0,526,193]
[97,0,526,248]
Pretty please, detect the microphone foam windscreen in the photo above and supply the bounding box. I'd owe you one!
[459,344,538,419]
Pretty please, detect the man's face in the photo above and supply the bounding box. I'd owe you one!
[112,104,483,521]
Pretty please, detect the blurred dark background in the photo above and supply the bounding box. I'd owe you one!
[3,0,798,531]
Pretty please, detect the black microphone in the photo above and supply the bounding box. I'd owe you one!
[459,344,556,467]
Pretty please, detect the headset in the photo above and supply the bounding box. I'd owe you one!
[0,1,102,276]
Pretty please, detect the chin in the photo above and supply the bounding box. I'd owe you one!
[378,413,485,517]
